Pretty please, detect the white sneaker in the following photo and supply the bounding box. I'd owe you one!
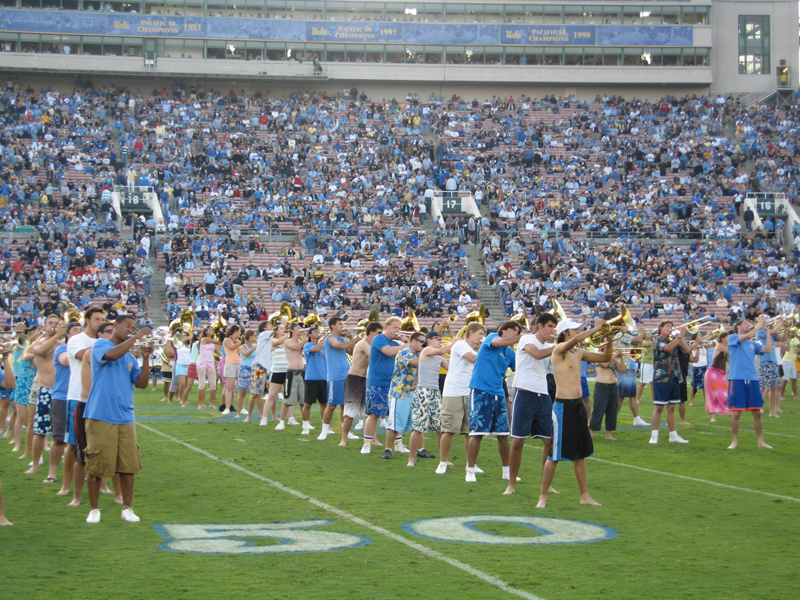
[287,417,300,426]
[633,417,650,427]
[347,432,360,440]
[259,417,268,426]
[501,474,522,482]
[472,464,484,474]
[274,420,285,431]
[221,408,230,415]
[86,509,101,524]
[465,469,477,483]
[435,462,448,475]
[354,420,364,430]
[380,418,387,429]
[121,507,140,523]
[394,443,410,453]
[317,430,329,441]
[669,433,689,444]
[240,409,248,417]
[360,443,371,454]
[649,433,659,444]
[301,427,310,435]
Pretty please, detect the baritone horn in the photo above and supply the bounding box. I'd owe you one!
[588,306,636,348]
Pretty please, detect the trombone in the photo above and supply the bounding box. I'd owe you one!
[670,316,712,338]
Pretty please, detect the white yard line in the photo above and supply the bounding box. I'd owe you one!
[696,422,800,440]
[586,456,800,502]
[139,422,546,600]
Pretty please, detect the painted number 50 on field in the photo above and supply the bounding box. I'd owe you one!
[154,516,615,555]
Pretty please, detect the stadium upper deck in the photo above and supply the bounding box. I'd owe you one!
[0,0,795,98]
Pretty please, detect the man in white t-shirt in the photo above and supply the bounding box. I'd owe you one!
[504,313,557,495]
[65,307,107,507]
[435,323,486,475]
[245,321,273,422]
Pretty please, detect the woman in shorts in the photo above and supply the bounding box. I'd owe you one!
[196,326,220,410]
[11,340,36,455]
[221,325,243,415]
[235,330,257,418]
[180,332,201,408]
[170,332,192,404]
[261,324,289,426]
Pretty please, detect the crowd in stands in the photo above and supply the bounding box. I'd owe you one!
[1,78,799,333]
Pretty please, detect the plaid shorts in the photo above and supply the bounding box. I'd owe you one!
[412,387,442,433]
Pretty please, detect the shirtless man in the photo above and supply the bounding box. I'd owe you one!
[537,319,611,509]
[277,324,306,428]
[340,322,383,447]
[26,315,65,479]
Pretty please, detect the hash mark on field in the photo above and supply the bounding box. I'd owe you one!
[139,423,546,600]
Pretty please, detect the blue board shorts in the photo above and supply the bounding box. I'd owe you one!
[468,389,510,436]
[366,385,389,417]
[728,379,764,411]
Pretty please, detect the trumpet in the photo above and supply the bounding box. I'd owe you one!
[620,348,644,360]
[395,331,415,339]
[702,324,727,343]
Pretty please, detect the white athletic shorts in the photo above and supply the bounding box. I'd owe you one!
[640,363,654,384]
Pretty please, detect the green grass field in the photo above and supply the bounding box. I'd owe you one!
[2,386,799,600]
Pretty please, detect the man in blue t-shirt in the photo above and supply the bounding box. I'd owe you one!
[318,316,359,441]
[756,322,782,418]
[362,317,408,454]
[84,316,152,525]
[727,317,773,450]
[301,327,328,434]
[465,321,522,483]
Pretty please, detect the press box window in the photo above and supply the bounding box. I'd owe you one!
[738,15,770,75]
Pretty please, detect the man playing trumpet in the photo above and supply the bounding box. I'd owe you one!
[649,320,692,445]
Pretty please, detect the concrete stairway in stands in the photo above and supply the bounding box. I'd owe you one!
[463,242,504,323]
[148,259,169,326]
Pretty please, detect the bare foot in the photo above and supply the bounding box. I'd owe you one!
[114,496,123,505]
[0,517,12,526]
[197,406,204,410]
[24,467,39,475]
[161,397,167,402]
[67,498,81,507]
[209,405,217,410]
[407,462,415,467]
[56,488,70,496]
[777,409,784,413]
[580,496,602,506]
[99,487,112,494]
[604,435,617,441]
[502,485,516,495]
[768,414,779,418]
[371,440,383,446]
[680,421,691,426]
[446,461,454,466]
[338,440,347,447]
[11,446,20,452]
[242,418,251,423]
[535,496,547,509]
[18,453,30,459]
[180,404,186,408]
[710,417,716,422]
[548,486,560,494]
[727,442,738,450]
[689,403,694,407]
[757,442,773,449]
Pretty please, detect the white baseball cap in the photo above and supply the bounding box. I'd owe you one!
[556,319,583,336]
